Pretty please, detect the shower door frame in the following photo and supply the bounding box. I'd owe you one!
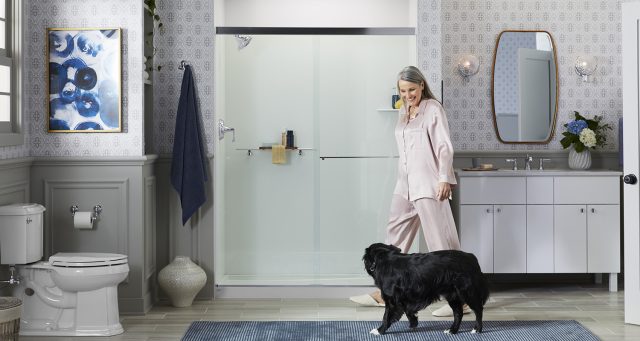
[213,27,416,298]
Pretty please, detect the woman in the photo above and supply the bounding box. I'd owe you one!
[350,66,469,317]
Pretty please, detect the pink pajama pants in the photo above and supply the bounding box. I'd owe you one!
[384,194,461,253]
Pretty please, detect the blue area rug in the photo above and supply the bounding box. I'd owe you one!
[181,320,599,340]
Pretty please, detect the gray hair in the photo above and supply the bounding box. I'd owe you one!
[396,66,437,101]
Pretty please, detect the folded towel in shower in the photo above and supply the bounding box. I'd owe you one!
[272,144,286,164]
[171,65,208,225]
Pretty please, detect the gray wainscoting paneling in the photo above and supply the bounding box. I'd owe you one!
[0,158,32,205]
[0,158,32,272]
[30,156,158,315]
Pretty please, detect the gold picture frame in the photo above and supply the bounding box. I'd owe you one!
[47,28,122,132]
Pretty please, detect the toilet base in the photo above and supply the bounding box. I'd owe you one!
[14,261,129,337]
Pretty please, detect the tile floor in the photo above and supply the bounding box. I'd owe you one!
[16,283,640,341]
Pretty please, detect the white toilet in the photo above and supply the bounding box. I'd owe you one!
[0,203,130,336]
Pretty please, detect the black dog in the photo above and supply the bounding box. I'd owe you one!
[363,243,489,335]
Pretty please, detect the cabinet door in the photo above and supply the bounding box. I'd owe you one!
[494,205,527,273]
[460,205,493,273]
[527,205,554,273]
[588,205,621,273]
[554,205,587,272]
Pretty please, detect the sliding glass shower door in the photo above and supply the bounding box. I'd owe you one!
[214,31,416,286]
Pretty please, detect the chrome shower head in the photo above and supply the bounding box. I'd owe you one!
[234,34,252,50]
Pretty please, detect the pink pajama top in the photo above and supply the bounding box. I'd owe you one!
[393,99,457,201]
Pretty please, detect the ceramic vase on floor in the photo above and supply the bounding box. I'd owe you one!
[158,256,207,307]
[568,146,592,170]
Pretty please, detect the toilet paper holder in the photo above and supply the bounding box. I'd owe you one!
[70,204,103,223]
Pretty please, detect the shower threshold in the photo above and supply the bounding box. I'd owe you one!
[214,274,375,299]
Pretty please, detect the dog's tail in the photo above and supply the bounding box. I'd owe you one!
[468,252,490,305]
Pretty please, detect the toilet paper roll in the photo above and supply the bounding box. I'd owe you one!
[74,212,94,229]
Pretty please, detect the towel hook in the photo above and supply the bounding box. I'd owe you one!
[178,60,188,70]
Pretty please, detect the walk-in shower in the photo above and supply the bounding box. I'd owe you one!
[214,27,416,295]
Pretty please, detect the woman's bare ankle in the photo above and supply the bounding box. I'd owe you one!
[370,290,384,304]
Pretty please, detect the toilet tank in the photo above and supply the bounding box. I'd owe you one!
[0,203,46,265]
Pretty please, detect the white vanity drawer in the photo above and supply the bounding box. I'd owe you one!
[554,176,620,204]
[527,177,553,204]
[459,177,526,204]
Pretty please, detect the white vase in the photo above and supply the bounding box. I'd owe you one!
[158,256,207,307]
[568,146,592,170]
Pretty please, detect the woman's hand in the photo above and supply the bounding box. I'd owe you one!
[437,182,451,201]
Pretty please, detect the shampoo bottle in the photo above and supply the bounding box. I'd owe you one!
[392,87,401,109]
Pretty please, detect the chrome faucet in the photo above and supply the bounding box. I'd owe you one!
[525,154,533,171]
[505,158,518,170]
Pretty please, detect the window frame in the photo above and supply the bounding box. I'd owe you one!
[0,0,23,146]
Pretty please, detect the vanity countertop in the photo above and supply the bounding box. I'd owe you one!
[456,169,623,177]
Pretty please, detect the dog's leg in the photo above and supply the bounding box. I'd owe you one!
[372,299,402,335]
[468,303,483,333]
[443,300,464,334]
[405,310,418,329]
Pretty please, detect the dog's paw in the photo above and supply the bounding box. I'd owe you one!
[471,328,478,334]
[370,328,380,335]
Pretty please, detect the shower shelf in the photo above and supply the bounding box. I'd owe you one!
[377,108,399,112]
[236,147,314,156]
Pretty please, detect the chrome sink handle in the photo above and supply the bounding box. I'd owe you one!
[539,158,551,170]
[505,158,518,170]
[218,119,236,142]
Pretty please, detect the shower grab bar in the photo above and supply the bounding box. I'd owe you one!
[319,156,398,160]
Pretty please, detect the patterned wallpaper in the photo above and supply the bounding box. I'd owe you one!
[441,0,623,151]
[0,0,627,158]
[152,0,215,155]
[25,0,144,157]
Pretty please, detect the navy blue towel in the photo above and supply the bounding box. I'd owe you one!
[171,65,208,225]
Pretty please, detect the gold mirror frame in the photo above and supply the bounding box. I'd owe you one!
[490,30,559,144]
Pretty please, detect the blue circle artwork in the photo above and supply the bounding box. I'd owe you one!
[76,92,100,117]
[75,122,103,130]
[75,67,98,90]
[50,119,71,130]
[48,29,120,131]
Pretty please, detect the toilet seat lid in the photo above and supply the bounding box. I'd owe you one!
[49,252,128,267]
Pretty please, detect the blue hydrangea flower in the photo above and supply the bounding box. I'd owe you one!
[567,120,587,135]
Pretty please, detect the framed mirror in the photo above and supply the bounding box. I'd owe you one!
[491,30,558,143]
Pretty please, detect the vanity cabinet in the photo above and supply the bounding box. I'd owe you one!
[456,171,621,292]
[459,177,526,273]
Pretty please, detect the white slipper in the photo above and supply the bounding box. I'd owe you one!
[432,304,471,317]
[349,294,385,307]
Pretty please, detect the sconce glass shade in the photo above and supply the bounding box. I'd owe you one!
[457,54,480,78]
[575,56,597,82]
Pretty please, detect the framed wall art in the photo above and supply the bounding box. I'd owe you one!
[47,28,122,132]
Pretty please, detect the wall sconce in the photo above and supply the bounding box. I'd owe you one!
[457,54,480,79]
[575,56,597,82]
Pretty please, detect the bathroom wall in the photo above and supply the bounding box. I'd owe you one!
[441,0,623,152]
[151,0,216,155]
[25,0,145,156]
